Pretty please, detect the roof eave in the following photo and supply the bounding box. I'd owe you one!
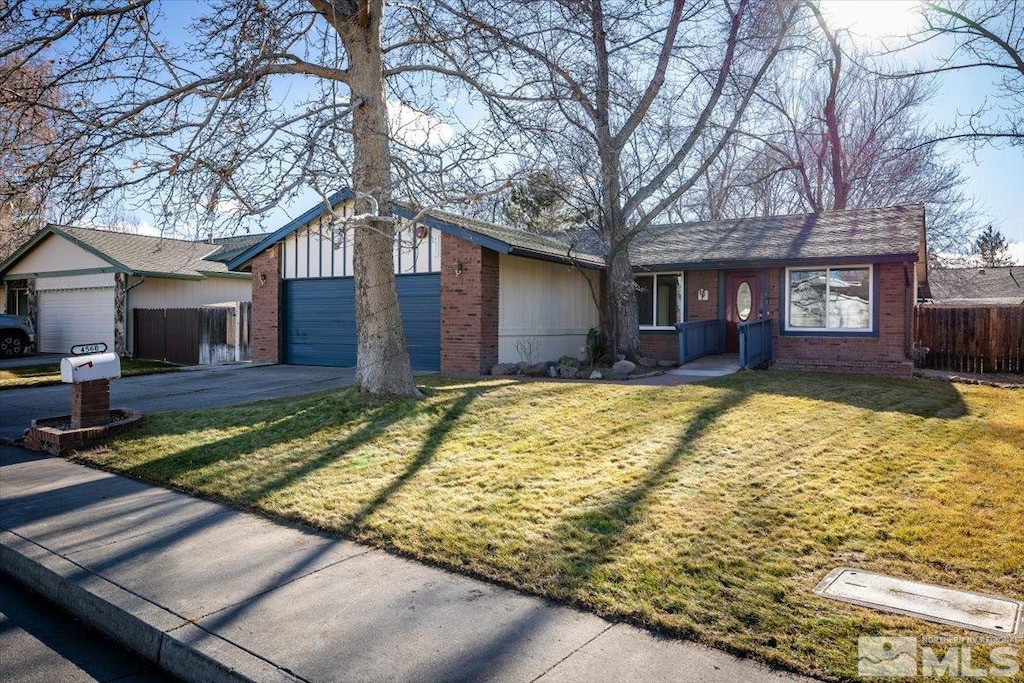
[506,246,604,269]
[226,189,356,271]
[0,224,131,276]
[633,252,920,272]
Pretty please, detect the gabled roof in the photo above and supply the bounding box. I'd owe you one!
[631,204,925,270]
[226,190,604,271]
[1,224,268,280]
[926,266,1024,305]
[226,190,925,273]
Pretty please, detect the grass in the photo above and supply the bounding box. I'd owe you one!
[0,358,180,389]
[78,372,1024,682]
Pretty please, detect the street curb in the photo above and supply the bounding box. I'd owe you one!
[0,531,301,683]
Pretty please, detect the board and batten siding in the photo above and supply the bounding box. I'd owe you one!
[281,200,441,279]
[498,255,600,364]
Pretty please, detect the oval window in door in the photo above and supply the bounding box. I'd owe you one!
[736,281,752,321]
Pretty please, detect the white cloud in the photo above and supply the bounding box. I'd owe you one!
[129,220,162,237]
[1008,241,1024,266]
[387,101,453,148]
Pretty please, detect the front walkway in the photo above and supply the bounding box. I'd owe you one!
[0,446,814,683]
[632,354,742,386]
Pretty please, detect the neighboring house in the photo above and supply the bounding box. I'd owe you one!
[229,191,927,379]
[0,225,263,355]
[924,266,1024,306]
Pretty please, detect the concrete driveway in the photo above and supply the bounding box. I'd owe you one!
[0,364,357,441]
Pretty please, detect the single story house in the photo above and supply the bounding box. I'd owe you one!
[1,225,262,355]
[228,191,926,379]
[923,266,1023,306]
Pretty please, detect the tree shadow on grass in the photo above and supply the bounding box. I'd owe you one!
[339,382,505,533]
[703,371,968,419]
[536,389,748,596]
[116,391,412,485]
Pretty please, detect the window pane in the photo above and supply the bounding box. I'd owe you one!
[788,270,826,328]
[656,275,679,326]
[635,276,654,326]
[827,268,871,329]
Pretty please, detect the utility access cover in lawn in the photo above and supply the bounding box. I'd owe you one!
[815,568,1024,636]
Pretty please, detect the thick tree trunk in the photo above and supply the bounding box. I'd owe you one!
[605,245,641,359]
[336,1,419,397]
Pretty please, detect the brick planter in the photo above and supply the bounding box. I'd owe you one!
[23,409,144,456]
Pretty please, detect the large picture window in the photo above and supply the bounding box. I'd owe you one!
[786,265,872,332]
[635,274,681,328]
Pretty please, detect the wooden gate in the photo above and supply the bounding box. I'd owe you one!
[915,306,1024,373]
[134,308,200,365]
[134,304,252,365]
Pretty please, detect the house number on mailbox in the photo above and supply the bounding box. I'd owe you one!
[71,343,108,355]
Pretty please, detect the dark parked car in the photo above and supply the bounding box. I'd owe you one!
[0,314,35,357]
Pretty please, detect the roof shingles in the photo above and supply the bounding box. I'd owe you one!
[54,226,266,278]
[630,204,924,269]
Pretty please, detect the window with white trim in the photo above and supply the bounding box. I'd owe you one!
[786,265,873,332]
[635,273,682,328]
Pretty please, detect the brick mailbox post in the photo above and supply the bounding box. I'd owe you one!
[60,353,122,428]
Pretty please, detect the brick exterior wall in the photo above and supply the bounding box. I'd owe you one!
[440,233,499,375]
[71,379,110,428]
[639,332,677,361]
[686,270,718,321]
[251,246,282,364]
[766,262,913,378]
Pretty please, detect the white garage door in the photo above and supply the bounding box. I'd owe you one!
[37,288,116,354]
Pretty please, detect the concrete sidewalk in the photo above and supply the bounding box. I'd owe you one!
[0,447,814,683]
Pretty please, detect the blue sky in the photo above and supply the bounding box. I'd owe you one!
[821,0,1023,261]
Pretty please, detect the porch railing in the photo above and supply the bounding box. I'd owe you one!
[675,319,724,364]
[738,317,773,369]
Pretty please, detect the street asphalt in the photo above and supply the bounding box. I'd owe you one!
[0,445,817,683]
[0,572,173,683]
[0,363,358,441]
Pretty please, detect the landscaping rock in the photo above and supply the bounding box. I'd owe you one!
[589,370,603,380]
[559,365,578,379]
[613,353,626,362]
[548,365,558,378]
[657,359,677,368]
[612,359,636,374]
[638,357,657,368]
[490,363,518,376]
[523,363,549,377]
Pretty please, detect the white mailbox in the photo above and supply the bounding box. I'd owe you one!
[60,353,122,384]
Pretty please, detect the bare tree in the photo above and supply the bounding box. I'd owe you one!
[1,0,507,395]
[413,0,800,358]
[679,3,978,260]
[893,0,1023,147]
[0,51,60,259]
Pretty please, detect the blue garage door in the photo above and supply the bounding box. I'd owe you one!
[284,274,440,371]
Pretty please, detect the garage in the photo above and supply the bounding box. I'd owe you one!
[284,274,440,371]
[37,287,116,354]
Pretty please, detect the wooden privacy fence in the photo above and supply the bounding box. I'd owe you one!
[134,303,251,366]
[915,305,1023,374]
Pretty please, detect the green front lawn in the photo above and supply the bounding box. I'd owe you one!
[79,373,1024,681]
[0,358,180,389]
